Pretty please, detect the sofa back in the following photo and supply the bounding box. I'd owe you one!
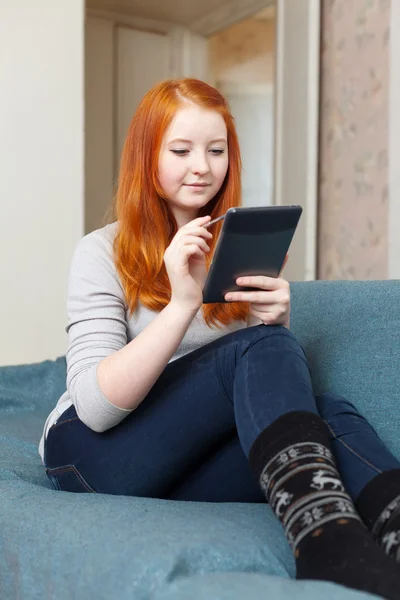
[291,280,400,458]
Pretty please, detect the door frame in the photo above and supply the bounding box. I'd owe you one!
[219,82,275,207]
[273,0,320,281]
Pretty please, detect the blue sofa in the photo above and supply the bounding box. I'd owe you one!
[1,280,399,600]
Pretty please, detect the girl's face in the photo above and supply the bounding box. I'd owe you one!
[158,104,229,227]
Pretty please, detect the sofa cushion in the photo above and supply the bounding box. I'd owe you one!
[0,477,377,600]
[152,573,377,599]
[2,279,398,600]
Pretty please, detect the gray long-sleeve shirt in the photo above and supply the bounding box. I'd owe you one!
[39,222,256,462]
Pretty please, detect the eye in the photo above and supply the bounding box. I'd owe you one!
[171,149,189,156]
[209,148,225,155]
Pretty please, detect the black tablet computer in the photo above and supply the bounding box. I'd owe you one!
[202,205,302,304]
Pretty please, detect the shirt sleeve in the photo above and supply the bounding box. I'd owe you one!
[65,230,133,433]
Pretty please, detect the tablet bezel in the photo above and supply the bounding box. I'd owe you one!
[202,205,302,304]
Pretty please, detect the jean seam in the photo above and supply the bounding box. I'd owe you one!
[46,464,96,493]
[244,344,261,442]
[216,347,234,407]
[323,419,383,475]
[51,417,80,430]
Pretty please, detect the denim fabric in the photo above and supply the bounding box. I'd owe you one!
[316,393,400,500]
[44,324,318,499]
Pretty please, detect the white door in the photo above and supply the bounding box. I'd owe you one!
[220,83,274,207]
[116,26,170,162]
[85,17,208,233]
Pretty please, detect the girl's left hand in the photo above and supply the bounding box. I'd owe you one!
[225,274,291,329]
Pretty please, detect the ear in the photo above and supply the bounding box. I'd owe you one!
[280,253,289,274]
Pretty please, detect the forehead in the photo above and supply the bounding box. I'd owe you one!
[164,104,227,141]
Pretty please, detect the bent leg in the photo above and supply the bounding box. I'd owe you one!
[167,434,265,503]
[44,324,316,498]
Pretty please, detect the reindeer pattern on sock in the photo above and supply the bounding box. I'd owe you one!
[381,530,400,556]
[310,469,344,492]
[274,489,294,517]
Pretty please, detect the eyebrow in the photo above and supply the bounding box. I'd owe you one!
[168,138,227,144]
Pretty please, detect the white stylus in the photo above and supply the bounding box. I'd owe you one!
[203,214,226,229]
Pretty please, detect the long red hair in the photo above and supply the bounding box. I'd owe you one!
[112,78,249,328]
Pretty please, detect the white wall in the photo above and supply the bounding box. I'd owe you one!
[0,0,85,366]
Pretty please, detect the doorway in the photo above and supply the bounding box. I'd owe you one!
[85,0,320,281]
[208,7,276,207]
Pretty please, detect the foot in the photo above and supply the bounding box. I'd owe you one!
[248,410,400,600]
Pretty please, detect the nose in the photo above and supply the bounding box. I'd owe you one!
[191,151,210,176]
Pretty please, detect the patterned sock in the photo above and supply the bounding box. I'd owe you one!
[356,469,400,562]
[248,411,400,600]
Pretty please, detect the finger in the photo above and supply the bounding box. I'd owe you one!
[280,253,289,274]
[182,236,210,253]
[225,291,272,303]
[229,290,282,304]
[176,227,213,241]
[184,216,211,229]
[249,304,275,317]
[185,244,207,260]
[194,227,213,239]
[236,276,288,291]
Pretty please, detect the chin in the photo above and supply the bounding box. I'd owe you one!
[176,196,213,210]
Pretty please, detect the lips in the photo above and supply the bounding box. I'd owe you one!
[185,183,210,187]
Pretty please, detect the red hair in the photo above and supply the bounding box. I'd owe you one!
[112,78,249,328]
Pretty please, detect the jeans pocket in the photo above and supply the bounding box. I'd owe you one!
[45,464,96,493]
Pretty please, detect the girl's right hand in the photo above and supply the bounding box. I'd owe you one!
[164,215,213,312]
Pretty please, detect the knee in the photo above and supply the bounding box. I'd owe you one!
[244,324,306,359]
[316,392,359,420]
[253,323,299,343]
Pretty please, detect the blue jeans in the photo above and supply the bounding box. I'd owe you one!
[44,324,317,499]
[316,393,400,499]
[44,324,398,501]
